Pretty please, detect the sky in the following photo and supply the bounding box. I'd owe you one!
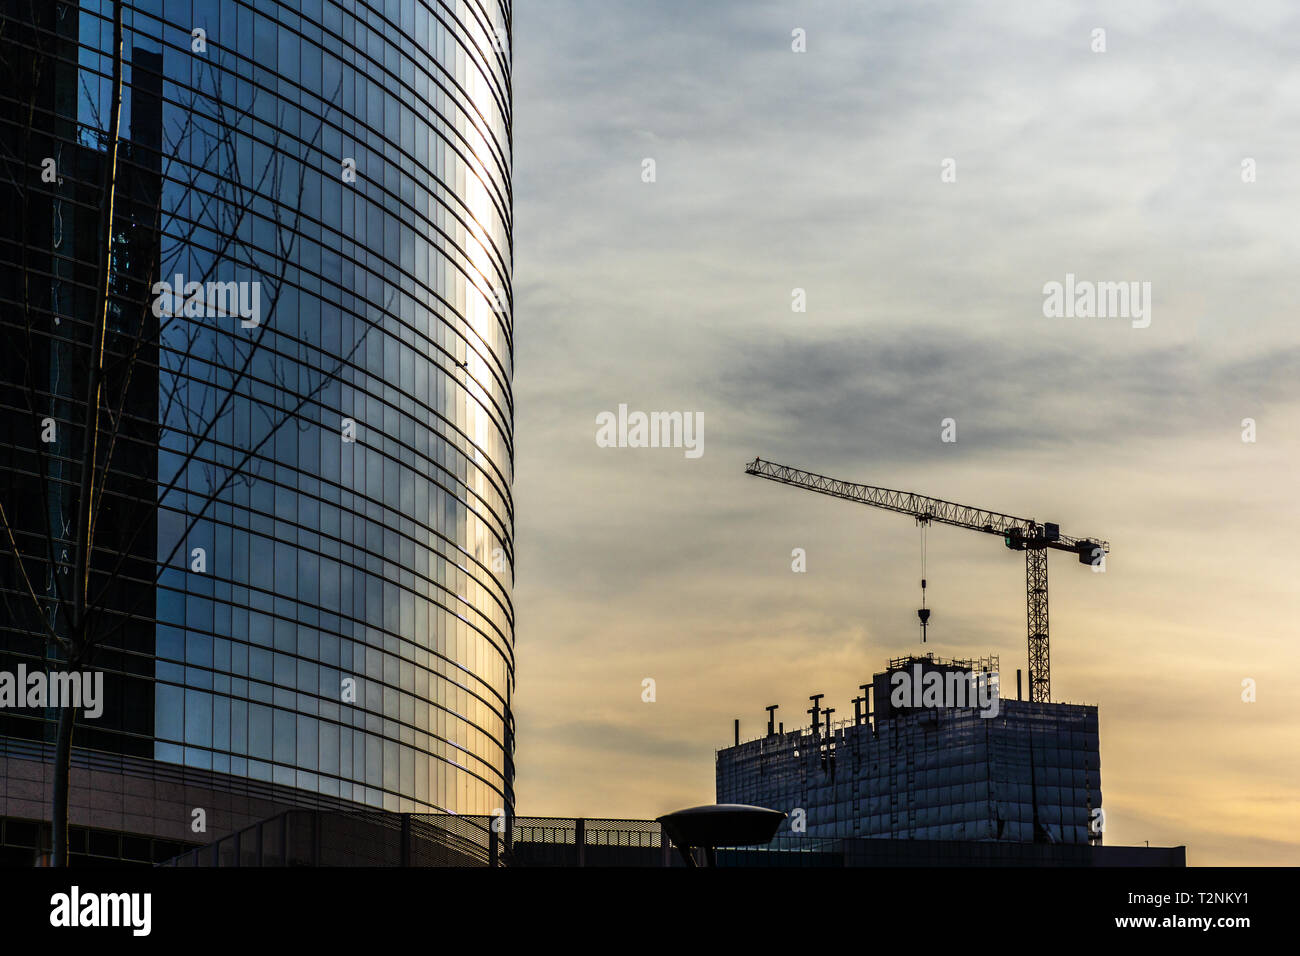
[510,0,1300,865]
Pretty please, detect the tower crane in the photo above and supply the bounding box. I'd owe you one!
[745,458,1109,703]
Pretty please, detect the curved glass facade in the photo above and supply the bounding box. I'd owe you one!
[1,1,513,816]
[156,0,512,815]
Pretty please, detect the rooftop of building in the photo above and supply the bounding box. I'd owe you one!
[723,652,1100,751]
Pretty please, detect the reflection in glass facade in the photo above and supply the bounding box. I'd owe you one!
[3,1,514,817]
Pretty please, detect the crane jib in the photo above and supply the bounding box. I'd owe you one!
[744,458,1107,553]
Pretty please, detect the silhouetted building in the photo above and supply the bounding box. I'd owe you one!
[717,655,1103,844]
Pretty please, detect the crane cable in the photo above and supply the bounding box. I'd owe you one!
[917,518,931,643]
[921,521,928,585]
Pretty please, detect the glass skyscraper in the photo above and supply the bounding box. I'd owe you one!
[1,0,514,841]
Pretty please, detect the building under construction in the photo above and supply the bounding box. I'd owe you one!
[717,655,1102,844]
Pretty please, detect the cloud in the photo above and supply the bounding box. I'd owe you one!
[511,0,1300,861]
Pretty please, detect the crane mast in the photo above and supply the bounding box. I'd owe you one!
[745,458,1109,703]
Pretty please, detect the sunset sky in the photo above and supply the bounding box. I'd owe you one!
[511,0,1300,864]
